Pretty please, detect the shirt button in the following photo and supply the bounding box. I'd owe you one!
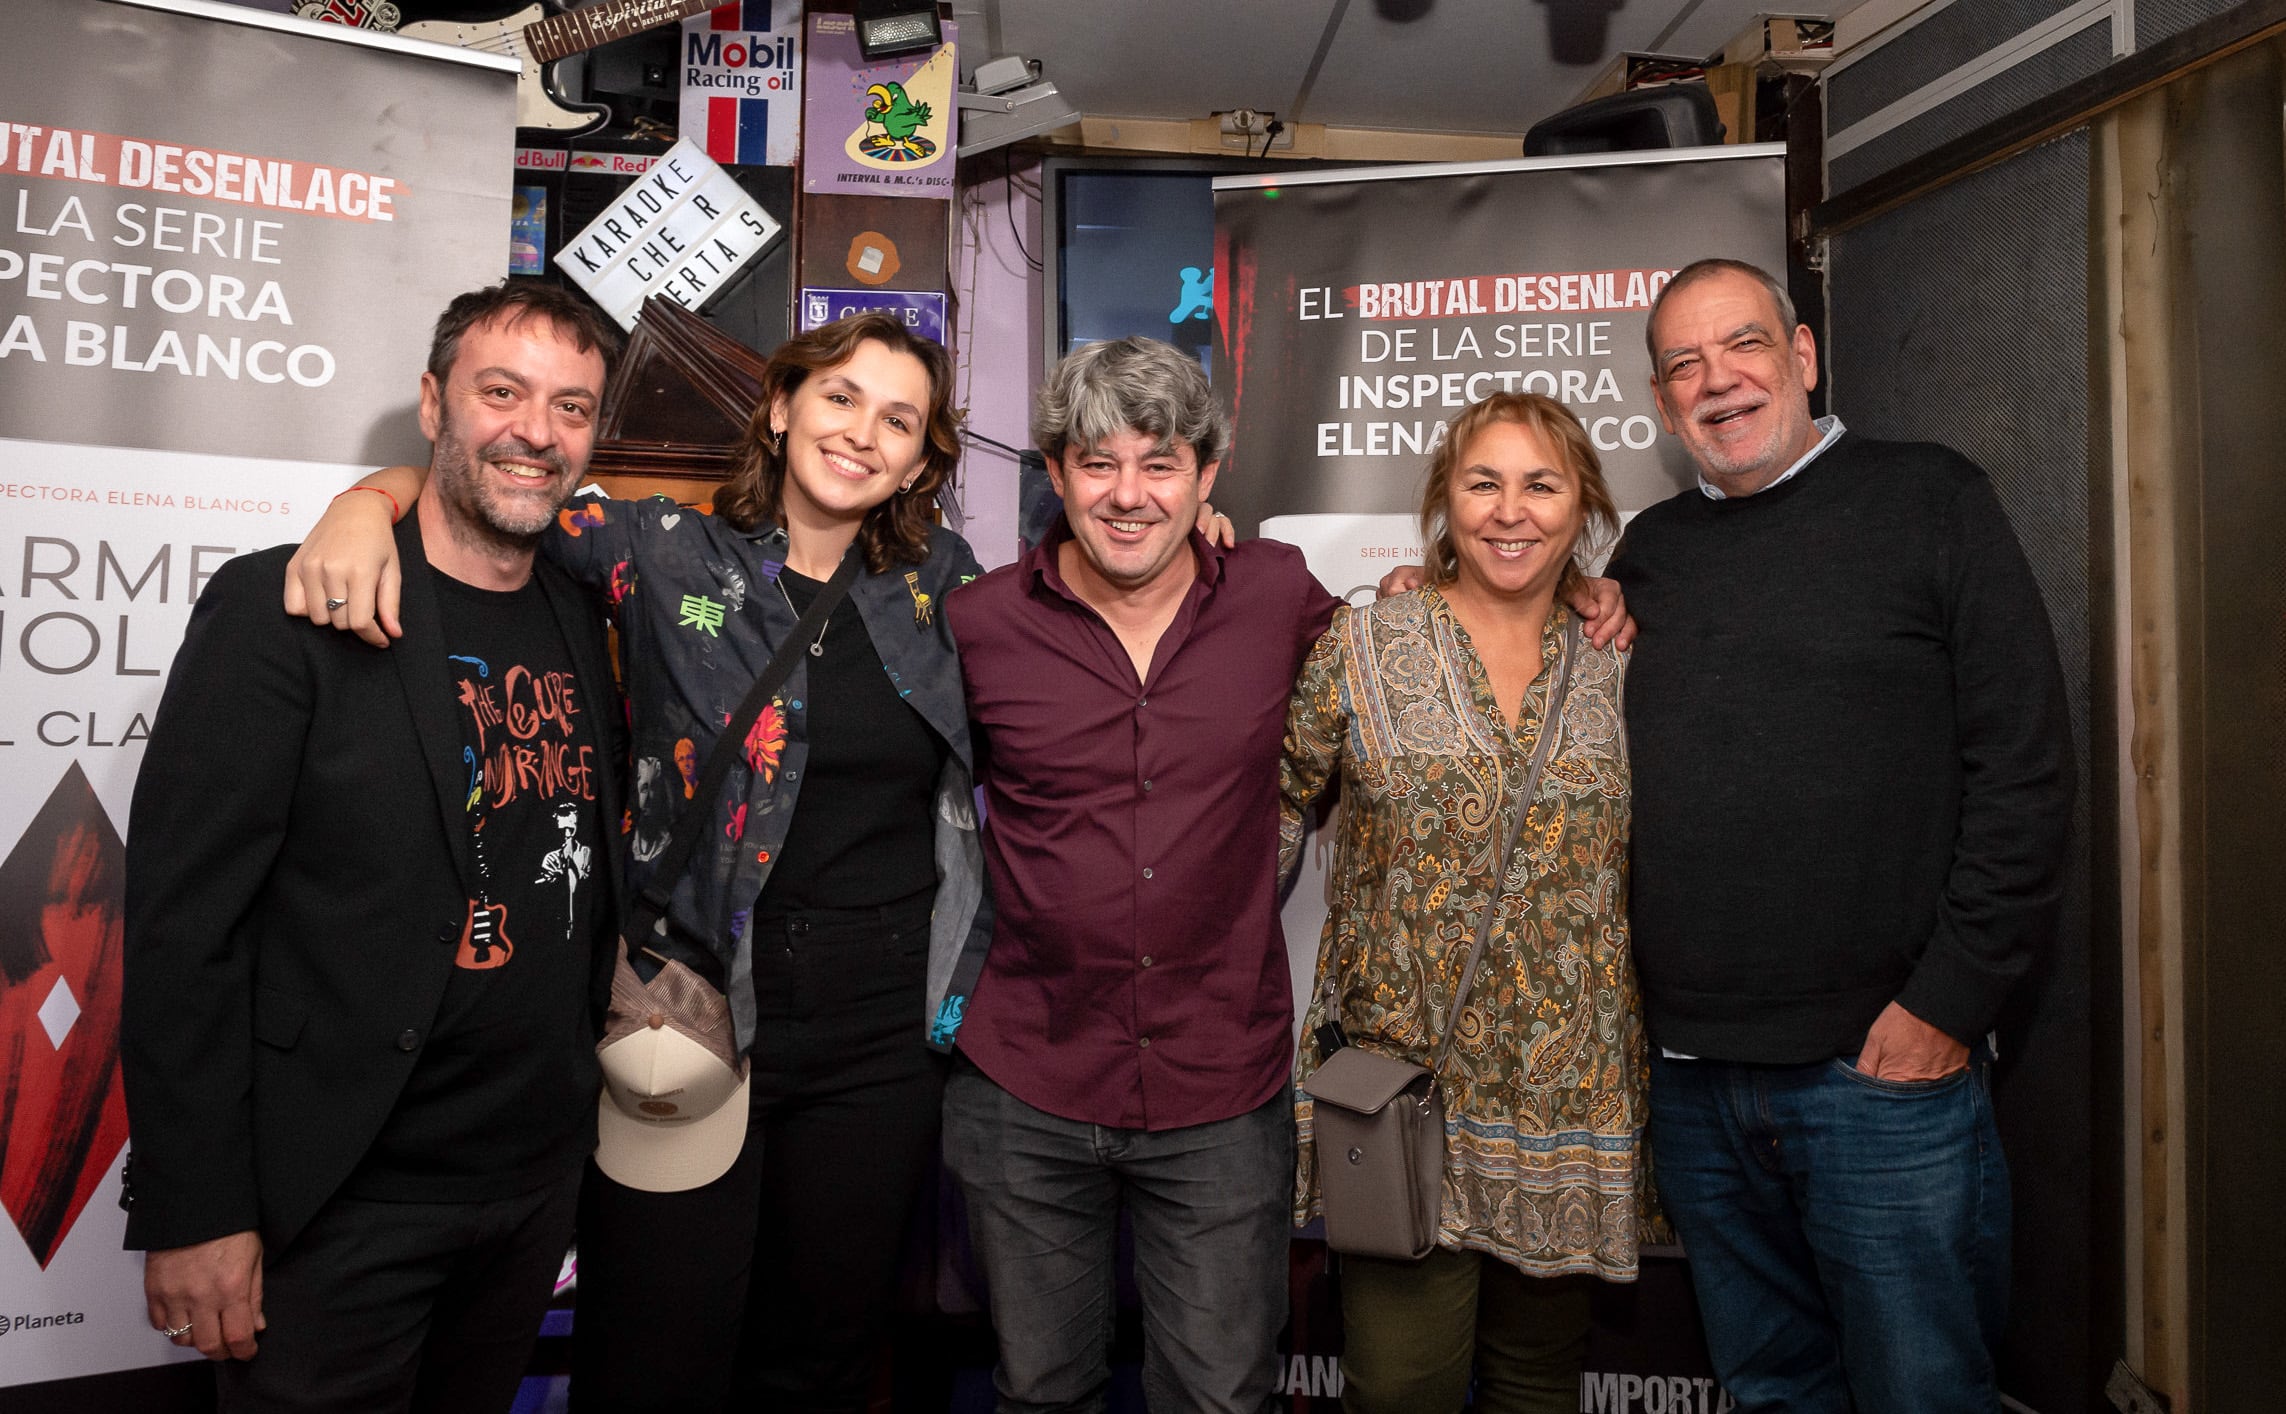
[1142,779,1153,792]
[395,1029,420,1052]
[1141,867,1153,880]
[1138,1036,1151,1048]
[1140,955,1154,968]
[436,922,457,944]
[1137,696,1148,708]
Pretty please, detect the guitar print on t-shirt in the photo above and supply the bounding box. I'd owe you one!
[446,633,598,972]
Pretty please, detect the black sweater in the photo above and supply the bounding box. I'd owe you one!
[1607,434,2073,1063]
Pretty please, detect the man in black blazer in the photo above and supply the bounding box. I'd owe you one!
[122,280,625,1411]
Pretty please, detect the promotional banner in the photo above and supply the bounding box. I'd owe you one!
[1210,147,1787,533]
[1221,148,1786,1408]
[801,13,957,198]
[0,0,515,1385]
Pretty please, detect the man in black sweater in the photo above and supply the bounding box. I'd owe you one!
[1606,260,2071,1414]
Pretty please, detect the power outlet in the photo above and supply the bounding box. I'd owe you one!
[2106,1360,2169,1414]
[1217,109,1291,151]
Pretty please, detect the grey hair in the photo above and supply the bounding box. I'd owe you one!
[1031,336,1230,468]
[1645,258,1798,376]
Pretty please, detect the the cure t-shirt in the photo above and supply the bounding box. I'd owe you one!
[350,573,602,1201]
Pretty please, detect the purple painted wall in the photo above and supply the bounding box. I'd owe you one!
[947,154,1042,571]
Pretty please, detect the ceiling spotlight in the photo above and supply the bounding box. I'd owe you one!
[855,0,942,62]
[1535,0,1624,67]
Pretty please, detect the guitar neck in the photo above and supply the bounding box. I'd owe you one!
[524,0,727,65]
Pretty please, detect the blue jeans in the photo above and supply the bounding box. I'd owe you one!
[942,1058,1293,1414]
[1648,1053,2010,1414]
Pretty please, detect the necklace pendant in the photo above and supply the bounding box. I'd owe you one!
[808,640,825,658]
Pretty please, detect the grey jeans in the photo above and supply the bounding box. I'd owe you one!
[942,1058,1294,1414]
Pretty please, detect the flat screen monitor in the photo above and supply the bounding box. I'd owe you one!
[1042,157,1261,378]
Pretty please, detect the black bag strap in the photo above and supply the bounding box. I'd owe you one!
[629,543,862,954]
[1318,614,1579,1071]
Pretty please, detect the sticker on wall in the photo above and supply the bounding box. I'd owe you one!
[846,231,901,285]
[292,0,400,29]
[800,193,947,292]
[510,186,548,275]
[569,150,666,178]
[802,13,956,198]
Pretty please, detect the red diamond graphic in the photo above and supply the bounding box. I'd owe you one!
[0,762,130,1268]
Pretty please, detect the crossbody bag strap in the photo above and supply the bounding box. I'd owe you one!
[629,543,862,951]
[1314,614,1582,1060]
[1427,614,1579,1074]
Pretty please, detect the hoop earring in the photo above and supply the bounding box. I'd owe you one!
[899,476,919,494]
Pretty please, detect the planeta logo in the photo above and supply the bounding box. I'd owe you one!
[1,1310,88,1336]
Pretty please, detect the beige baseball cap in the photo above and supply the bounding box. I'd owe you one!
[594,950,750,1192]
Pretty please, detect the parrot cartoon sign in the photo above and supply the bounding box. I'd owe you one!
[803,12,956,197]
[856,79,937,161]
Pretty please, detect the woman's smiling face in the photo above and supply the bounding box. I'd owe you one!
[769,337,934,531]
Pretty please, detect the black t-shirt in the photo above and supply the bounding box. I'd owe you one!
[350,573,602,1201]
[754,566,949,914]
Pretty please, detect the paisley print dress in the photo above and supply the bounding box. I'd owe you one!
[1280,588,1651,1279]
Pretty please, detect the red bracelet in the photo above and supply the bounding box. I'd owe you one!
[333,484,402,521]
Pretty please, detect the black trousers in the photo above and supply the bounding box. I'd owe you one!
[570,894,946,1414]
[216,1174,580,1414]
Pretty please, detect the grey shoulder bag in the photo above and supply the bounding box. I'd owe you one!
[1299,616,1578,1260]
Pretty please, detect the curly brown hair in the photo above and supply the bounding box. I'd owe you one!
[713,312,962,572]
[1418,392,1618,603]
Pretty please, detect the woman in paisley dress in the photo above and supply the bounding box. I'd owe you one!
[1280,392,1649,1414]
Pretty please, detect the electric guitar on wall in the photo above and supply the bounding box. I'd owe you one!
[396,0,730,135]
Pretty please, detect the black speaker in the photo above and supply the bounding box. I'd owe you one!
[1523,84,1725,156]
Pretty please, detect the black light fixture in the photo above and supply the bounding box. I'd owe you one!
[1534,0,1625,67]
[1523,85,1725,156]
[855,0,942,61]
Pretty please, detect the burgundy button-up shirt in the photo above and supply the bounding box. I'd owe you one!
[947,527,1339,1130]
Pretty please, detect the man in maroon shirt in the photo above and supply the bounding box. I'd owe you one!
[943,336,1338,1413]
[944,338,1629,1412]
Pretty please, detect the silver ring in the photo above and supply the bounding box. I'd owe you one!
[324,597,349,611]
[160,1322,192,1338]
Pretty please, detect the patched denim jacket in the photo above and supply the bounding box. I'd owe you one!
[546,496,991,1057]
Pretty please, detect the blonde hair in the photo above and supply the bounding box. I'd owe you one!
[1418,392,1618,602]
